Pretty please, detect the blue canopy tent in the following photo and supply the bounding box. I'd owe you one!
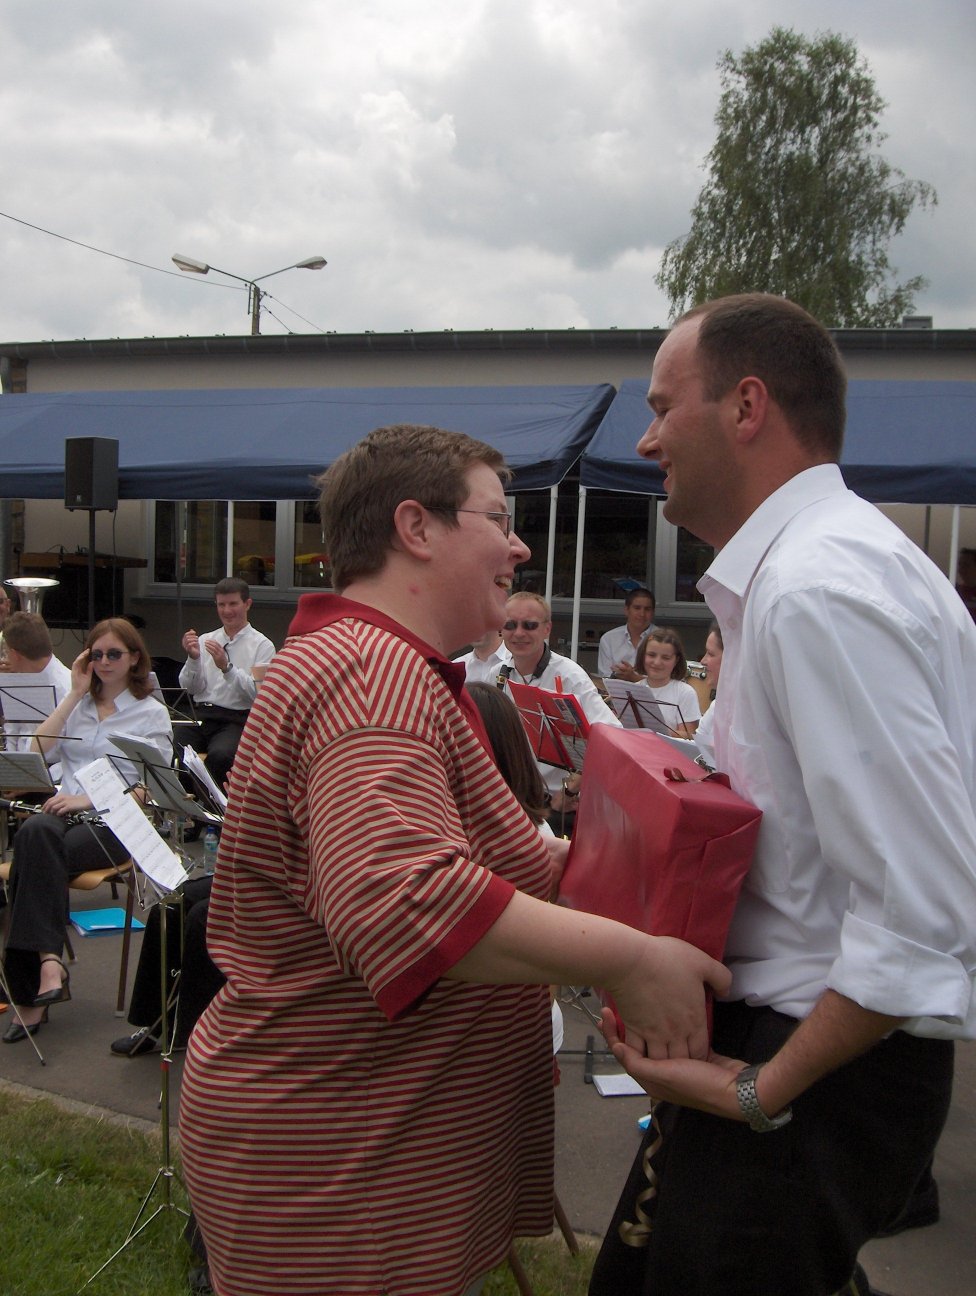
[570,378,976,652]
[0,382,613,621]
[580,378,976,503]
[0,383,614,499]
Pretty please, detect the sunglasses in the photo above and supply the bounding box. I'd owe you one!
[504,619,542,632]
[89,648,130,662]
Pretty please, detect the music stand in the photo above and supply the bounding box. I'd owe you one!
[0,750,58,796]
[159,687,201,730]
[0,677,59,730]
[110,734,223,828]
[507,680,591,773]
[601,678,688,736]
[75,755,192,1291]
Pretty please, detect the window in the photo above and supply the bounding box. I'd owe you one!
[294,500,332,588]
[152,501,277,587]
[512,486,655,599]
[146,490,709,615]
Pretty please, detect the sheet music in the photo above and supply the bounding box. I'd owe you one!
[182,745,228,812]
[506,680,589,773]
[0,750,57,793]
[75,757,189,892]
[0,676,59,723]
[108,732,218,821]
[601,678,684,735]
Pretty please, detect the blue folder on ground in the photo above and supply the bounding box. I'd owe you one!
[69,907,145,937]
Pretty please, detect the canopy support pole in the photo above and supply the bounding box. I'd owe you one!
[570,485,587,660]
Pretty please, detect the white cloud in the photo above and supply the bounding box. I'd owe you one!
[0,0,971,341]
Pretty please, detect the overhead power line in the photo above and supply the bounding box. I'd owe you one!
[0,208,327,332]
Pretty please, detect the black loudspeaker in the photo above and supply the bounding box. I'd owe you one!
[65,437,119,511]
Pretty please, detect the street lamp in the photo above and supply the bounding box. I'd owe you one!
[172,253,327,335]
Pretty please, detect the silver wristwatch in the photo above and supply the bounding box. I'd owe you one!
[735,1064,793,1133]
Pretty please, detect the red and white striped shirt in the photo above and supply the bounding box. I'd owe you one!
[180,595,555,1296]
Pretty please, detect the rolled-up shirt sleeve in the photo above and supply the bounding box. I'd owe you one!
[759,584,976,1031]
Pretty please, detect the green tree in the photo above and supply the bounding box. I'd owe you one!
[656,28,937,326]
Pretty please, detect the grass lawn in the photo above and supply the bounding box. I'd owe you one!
[0,1089,596,1296]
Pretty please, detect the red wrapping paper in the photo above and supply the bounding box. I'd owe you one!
[560,728,761,962]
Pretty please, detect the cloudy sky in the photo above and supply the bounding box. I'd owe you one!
[0,0,972,343]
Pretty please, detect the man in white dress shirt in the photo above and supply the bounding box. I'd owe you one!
[596,587,656,681]
[179,578,275,788]
[591,294,976,1296]
[502,591,620,814]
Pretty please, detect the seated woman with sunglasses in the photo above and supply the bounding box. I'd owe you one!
[2,618,173,1044]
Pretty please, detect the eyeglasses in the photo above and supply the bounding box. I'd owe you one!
[89,648,130,662]
[503,619,542,632]
[454,509,513,537]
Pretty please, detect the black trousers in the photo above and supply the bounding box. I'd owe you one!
[185,706,249,787]
[589,999,954,1296]
[126,875,224,1049]
[3,812,129,1005]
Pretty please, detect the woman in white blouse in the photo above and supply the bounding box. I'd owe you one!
[2,618,173,1044]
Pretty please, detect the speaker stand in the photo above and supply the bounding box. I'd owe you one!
[87,510,96,629]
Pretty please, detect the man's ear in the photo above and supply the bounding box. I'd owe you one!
[390,499,435,560]
[732,375,769,445]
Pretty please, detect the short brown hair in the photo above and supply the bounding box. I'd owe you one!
[85,617,154,700]
[679,294,846,461]
[317,425,510,591]
[635,627,688,682]
[2,612,54,661]
[215,577,250,600]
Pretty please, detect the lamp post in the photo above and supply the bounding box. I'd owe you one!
[172,253,327,334]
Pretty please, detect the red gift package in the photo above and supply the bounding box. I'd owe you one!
[560,727,761,963]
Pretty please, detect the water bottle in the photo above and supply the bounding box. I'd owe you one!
[203,826,220,875]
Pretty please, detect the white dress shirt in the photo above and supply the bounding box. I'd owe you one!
[455,643,513,686]
[506,650,621,796]
[48,689,174,796]
[597,624,653,677]
[179,623,275,710]
[701,464,976,1038]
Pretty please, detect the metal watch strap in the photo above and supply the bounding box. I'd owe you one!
[735,1063,793,1133]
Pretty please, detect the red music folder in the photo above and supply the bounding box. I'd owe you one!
[506,679,590,772]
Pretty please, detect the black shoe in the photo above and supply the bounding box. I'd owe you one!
[33,955,71,1007]
[3,1009,48,1044]
[110,1027,159,1057]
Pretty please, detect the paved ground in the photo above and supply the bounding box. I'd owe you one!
[1,879,973,1296]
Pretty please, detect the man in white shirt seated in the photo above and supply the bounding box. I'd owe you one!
[179,578,275,788]
[0,612,72,751]
[454,628,512,686]
[501,591,620,815]
[597,587,656,682]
